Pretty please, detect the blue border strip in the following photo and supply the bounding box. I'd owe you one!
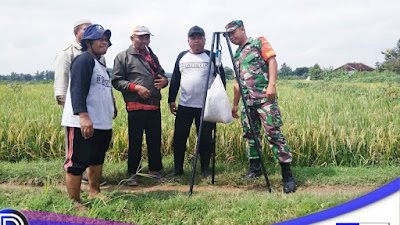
[273,178,400,225]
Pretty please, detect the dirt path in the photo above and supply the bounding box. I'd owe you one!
[0,182,375,194]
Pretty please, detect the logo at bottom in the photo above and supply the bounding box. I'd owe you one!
[0,209,29,225]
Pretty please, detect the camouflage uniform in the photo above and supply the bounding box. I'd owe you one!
[234,37,292,163]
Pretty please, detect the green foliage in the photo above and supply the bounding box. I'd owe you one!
[1,70,55,82]
[278,63,293,77]
[0,183,363,225]
[2,158,400,224]
[293,67,309,76]
[381,58,400,74]
[1,81,399,167]
[224,66,235,80]
[380,39,400,74]
[2,158,400,187]
[308,64,323,80]
[323,70,400,83]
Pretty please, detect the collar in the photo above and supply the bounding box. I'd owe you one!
[189,49,206,55]
[128,44,149,55]
[73,40,83,50]
[235,37,253,56]
[239,37,253,50]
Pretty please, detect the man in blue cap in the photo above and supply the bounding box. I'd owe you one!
[61,24,116,203]
[53,19,108,187]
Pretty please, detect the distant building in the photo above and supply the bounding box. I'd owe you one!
[334,62,374,74]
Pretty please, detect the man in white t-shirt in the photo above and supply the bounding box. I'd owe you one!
[168,26,226,178]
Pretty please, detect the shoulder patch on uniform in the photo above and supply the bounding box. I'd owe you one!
[259,37,276,61]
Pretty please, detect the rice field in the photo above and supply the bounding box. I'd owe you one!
[0,80,399,166]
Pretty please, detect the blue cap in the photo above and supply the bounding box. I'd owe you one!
[81,24,112,51]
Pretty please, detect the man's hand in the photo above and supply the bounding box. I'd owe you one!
[56,95,65,107]
[169,102,177,116]
[266,84,276,100]
[232,104,240,119]
[79,112,93,139]
[135,85,150,99]
[154,75,168,89]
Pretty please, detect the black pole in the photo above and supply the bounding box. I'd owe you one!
[189,32,217,196]
[211,34,221,185]
[211,124,216,184]
[223,33,272,192]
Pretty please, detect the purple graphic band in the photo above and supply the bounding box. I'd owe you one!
[273,178,399,225]
[21,211,137,225]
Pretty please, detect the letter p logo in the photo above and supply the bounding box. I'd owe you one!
[0,209,28,225]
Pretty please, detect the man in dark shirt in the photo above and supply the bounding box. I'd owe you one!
[112,25,168,186]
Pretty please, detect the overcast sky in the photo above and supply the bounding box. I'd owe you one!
[0,0,399,75]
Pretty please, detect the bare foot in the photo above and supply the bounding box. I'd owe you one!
[88,192,110,201]
[74,201,88,213]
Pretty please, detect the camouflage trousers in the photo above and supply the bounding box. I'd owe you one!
[241,100,292,163]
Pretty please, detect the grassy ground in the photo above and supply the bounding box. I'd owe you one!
[0,80,399,224]
[0,158,399,224]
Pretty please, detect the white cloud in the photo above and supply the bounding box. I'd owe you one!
[0,0,399,74]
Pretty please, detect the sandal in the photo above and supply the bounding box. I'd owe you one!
[127,175,138,186]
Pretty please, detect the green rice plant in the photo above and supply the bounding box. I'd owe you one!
[0,80,399,167]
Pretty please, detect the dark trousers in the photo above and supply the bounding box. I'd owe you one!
[172,105,215,172]
[128,109,163,174]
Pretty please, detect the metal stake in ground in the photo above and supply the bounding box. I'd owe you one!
[189,32,217,196]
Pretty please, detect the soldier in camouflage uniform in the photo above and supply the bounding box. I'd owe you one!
[225,20,296,193]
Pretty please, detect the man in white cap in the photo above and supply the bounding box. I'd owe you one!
[112,25,168,186]
[54,19,92,106]
[54,19,106,186]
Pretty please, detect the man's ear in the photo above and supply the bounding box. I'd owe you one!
[84,40,91,49]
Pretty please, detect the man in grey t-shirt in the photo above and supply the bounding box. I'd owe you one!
[168,26,225,178]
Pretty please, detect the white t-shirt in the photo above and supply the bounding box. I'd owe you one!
[178,52,215,108]
[61,57,113,130]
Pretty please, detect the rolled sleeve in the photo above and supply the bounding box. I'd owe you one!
[54,51,71,99]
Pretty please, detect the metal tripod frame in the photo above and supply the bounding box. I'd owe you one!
[189,32,271,196]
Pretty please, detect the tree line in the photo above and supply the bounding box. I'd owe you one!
[2,39,398,82]
[0,70,55,82]
[277,39,400,79]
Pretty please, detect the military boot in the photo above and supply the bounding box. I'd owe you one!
[280,163,296,193]
[242,159,262,180]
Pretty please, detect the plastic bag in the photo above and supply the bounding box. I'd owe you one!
[204,74,232,124]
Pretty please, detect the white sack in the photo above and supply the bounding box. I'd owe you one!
[204,74,232,124]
